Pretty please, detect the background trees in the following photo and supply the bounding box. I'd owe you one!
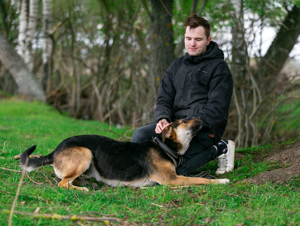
[0,0,299,147]
[0,33,45,101]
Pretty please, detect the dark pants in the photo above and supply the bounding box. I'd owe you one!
[132,122,218,175]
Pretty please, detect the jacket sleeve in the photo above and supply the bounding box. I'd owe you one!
[153,61,177,123]
[197,61,233,130]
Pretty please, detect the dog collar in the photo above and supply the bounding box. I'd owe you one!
[153,137,179,167]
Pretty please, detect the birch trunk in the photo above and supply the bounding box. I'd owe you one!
[0,34,46,101]
[17,0,27,59]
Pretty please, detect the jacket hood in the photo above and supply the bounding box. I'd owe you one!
[184,41,224,64]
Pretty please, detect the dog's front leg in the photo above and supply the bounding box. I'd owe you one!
[150,163,229,186]
[152,174,229,186]
[170,175,230,185]
[150,158,230,186]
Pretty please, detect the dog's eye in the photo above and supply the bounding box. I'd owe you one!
[182,120,187,124]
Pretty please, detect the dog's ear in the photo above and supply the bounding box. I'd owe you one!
[162,126,173,142]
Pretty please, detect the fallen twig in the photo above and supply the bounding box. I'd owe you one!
[39,169,54,185]
[151,203,164,208]
[81,211,118,217]
[2,209,124,223]
[0,167,22,173]
[9,158,28,226]
[25,172,43,185]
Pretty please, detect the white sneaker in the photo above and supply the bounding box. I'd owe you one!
[215,140,235,175]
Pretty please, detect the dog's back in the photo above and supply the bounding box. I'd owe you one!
[56,135,154,182]
[21,135,159,188]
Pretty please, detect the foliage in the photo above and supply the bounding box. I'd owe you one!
[0,0,300,147]
[272,98,300,139]
[0,99,300,225]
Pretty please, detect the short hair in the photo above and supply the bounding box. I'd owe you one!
[184,15,211,39]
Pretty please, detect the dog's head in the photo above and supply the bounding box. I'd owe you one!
[161,117,203,155]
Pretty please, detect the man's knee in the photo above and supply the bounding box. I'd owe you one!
[132,128,144,143]
[132,123,156,143]
[176,161,190,176]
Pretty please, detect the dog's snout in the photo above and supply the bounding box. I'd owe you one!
[191,116,203,124]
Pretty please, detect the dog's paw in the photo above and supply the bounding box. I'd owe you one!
[82,187,89,192]
[78,186,89,192]
[218,179,230,184]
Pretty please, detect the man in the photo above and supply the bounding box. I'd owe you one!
[132,15,235,176]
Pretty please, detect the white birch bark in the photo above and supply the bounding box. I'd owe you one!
[0,34,46,101]
[17,0,27,58]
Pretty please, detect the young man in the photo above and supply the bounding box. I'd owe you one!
[132,15,235,176]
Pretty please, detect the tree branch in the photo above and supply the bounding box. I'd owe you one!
[141,0,152,20]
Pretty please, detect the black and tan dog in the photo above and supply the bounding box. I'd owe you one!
[20,117,229,191]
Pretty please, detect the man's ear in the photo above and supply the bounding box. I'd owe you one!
[162,126,173,142]
[207,36,212,45]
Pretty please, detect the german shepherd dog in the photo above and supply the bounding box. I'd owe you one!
[20,117,229,191]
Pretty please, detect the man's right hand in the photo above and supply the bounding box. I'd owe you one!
[155,119,170,134]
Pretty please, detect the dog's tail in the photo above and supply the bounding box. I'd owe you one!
[20,145,54,172]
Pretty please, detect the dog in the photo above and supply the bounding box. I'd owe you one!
[20,117,229,191]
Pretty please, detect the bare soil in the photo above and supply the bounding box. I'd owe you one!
[240,138,300,184]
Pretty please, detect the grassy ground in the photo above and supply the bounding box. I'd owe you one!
[0,99,299,225]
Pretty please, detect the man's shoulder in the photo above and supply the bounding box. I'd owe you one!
[173,55,185,64]
[207,57,230,69]
[167,55,185,71]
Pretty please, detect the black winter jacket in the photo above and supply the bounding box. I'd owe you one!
[154,41,233,142]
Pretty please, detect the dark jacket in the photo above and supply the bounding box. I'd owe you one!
[154,41,233,142]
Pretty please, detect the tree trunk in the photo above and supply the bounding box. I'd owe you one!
[0,0,8,38]
[230,0,246,82]
[41,0,53,91]
[24,0,38,72]
[148,0,175,104]
[0,34,46,101]
[230,0,248,148]
[17,0,27,59]
[260,5,300,80]
[16,0,38,72]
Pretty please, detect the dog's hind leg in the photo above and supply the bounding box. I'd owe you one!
[53,147,93,192]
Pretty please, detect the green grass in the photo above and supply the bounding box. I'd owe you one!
[1,99,299,225]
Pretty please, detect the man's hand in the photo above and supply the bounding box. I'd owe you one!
[155,119,170,134]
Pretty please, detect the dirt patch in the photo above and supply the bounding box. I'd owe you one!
[0,94,9,99]
[241,140,300,184]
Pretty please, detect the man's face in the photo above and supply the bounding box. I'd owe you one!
[184,26,211,56]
